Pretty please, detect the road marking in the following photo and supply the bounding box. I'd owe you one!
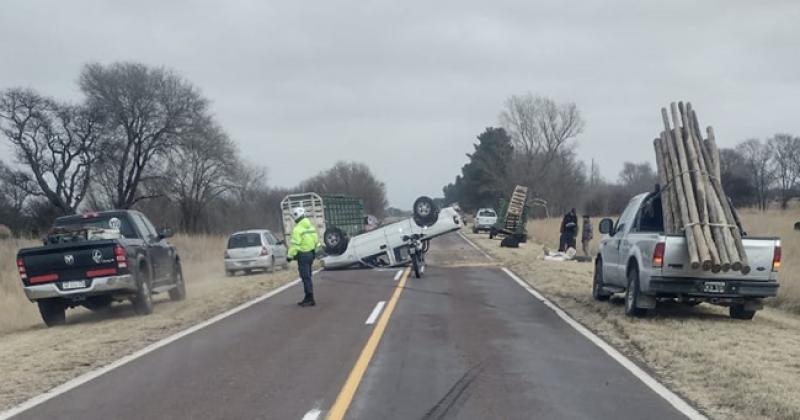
[365,301,386,325]
[393,269,402,280]
[500,267,707,420]
[458,232,494,260]
[302,408,321,420]
[0,270,321,420]
[326,268,410,420]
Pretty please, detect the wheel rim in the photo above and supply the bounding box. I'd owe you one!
[326,232,340,246]
[416,202,431,216]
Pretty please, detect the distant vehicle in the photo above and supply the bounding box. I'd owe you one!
[490,185,529,242]
[16,210,185,327]
[472,208,498,233]
[319,196,462,269]
[593,191,780,320]
[224,229,289,276]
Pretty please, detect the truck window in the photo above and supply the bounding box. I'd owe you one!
[131,214,156,240]
[54,214,139,239]
[634,195,664,233]
[478,210,496,217]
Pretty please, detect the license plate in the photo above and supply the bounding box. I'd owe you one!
[62,280,87,290]
[703,281,726,293]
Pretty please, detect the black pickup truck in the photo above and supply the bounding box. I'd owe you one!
[16,210,186,327]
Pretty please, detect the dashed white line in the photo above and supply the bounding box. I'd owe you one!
[500,267,706,420]
[393,270,403,281]
[302,407,321,420]
[365,301,386,325]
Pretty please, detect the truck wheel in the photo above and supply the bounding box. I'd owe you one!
[323,227,348,255]
[37,300,66,327]
[729,304,756,320]
[412,196,438,227]
[168,262,186,301]
[625,267,648,317]
[592,259,611,302]
[489,227,497,239]
[472,226,479,234]
[133,266,154,315]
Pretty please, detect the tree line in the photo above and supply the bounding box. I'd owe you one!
[0,62,387,236]
[443,93,798,217]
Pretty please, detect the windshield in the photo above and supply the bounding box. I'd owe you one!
[227,233,262,249]
[479,210,496,217]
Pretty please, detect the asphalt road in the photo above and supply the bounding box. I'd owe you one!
[12,233,688,420]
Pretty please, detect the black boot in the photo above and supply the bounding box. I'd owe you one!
[297,294,311,306]
[299,294,316,307]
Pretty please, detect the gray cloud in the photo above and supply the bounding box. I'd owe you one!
[2,0,799,207]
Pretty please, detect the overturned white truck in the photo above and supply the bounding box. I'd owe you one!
[280,194,462,270]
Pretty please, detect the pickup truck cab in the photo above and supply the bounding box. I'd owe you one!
[16,210,186,326]
[593,191,779,320]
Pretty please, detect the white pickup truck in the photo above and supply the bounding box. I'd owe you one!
[593,191,780,320]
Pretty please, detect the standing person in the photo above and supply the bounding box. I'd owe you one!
[559,208,578,251]
[287,207,320,307]
[581,215,593,257]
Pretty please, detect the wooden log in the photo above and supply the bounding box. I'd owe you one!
[706,126,750,274]
[687,106,730,272]
[658,135,681,233]
[659,127,700,269]
[653,137,674,234]
[668,103,712,270]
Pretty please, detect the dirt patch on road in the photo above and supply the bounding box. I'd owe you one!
[465,232,800,420]
[0,235,298,412]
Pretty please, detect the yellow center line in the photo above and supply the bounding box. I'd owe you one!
[326,267,410,420]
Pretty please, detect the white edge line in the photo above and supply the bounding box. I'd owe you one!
[393,270,402,281]
[458,231,494,261]
[0,270,320,420]
[301,407,321,420]
[364,301,386,325]
[500,267,707,420]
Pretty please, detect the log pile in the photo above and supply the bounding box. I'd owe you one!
[653,102,749,273]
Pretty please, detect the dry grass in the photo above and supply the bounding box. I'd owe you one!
[467,229,800,420]
[0,234,298,410]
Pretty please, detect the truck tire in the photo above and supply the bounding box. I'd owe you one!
[729,304,756,320]
[132,265,154,315]
[37,299,66,327]
[412,196,438,227]
[592,259,611,302]
[168,262,186,301]
[323,227,348,255]
[625,266,648,317]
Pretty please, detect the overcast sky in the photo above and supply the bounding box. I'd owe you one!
[1,0,799,207]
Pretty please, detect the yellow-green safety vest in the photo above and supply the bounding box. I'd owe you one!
[288,217,319,258]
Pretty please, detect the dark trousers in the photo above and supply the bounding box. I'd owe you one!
[297,251,315,297]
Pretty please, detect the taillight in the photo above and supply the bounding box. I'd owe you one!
[260,247,269,256]
[115,245,128,269]
[17,258,27,280]
[653,242,665,268]
[773,244,781,272]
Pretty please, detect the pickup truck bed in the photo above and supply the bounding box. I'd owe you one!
[594,192,779,320]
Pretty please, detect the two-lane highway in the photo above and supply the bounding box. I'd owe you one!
[8,233,695,420]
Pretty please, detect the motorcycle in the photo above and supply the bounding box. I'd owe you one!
[403,233,429,278]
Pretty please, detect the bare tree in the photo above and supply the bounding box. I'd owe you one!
[299,161,388,217]
[79,62,208,208]
[618,161,658,193]
[768,133,800,209]
[0,88,103,214]
[499,93,584,185]
[737,139,774,211]
[166,120,239,232]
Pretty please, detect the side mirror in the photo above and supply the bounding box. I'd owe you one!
[598,218,615,236]
[158,227,174,240]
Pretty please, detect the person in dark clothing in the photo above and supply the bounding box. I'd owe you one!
[559,208,578,251]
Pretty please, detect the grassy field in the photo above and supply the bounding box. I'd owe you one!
[527,209,800,312]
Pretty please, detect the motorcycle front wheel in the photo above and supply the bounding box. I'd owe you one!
[411,254,422,278]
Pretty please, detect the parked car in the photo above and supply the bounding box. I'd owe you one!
[16,210,185,327]
[593,191,780,320]
[472,208,498,233]
[224,229,289,276]
[319,196,462,269]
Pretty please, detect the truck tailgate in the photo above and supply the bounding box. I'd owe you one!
[19,240,121,285]
[660,235,779,281]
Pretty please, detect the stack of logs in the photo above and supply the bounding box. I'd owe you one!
[653,102,749,274]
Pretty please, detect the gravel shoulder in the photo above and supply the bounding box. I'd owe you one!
[465,231,800,420]
[0,236,298,412]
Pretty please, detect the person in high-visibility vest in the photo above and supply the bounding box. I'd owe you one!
[287,207,319,307]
